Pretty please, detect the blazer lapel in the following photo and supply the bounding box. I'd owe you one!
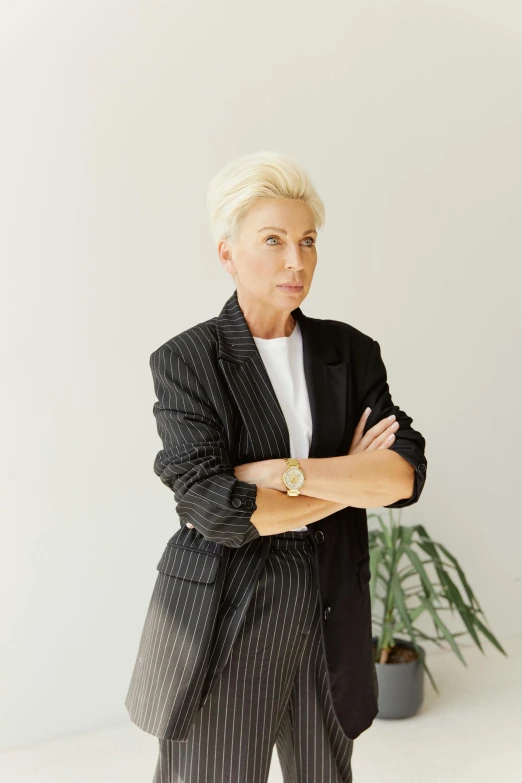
[215,289,347,461]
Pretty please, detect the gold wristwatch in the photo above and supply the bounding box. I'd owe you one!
[281,457,306,496]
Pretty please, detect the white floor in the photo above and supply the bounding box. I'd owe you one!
[1,637,520,782]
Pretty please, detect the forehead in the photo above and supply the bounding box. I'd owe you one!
[244,198,316,233]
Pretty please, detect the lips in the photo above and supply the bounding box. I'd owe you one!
[277,284,303,291]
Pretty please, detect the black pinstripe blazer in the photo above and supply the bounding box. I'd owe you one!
[124,288,427,741]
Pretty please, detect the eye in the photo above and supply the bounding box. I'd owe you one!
[265,236,316,246]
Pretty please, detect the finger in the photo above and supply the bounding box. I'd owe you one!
[366,422,399,451]
[353,407,372,436]
[358,406,372,423]
[358,415,397,451]
[348,407,372,452]
[377,433,396,450]
[186,522,194,528]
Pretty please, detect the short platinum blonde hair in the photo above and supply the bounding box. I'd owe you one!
[206,150,326,248]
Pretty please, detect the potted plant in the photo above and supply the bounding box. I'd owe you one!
[368,509,507,719]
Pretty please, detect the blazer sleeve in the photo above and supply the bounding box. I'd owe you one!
[360,339,428,508]
[150,343,261,548]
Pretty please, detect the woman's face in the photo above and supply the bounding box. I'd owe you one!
[219,198,318,312]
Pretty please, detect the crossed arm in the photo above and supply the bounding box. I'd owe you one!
[185,410,417,537]
[153,338,427,545]
[228,412,415,536]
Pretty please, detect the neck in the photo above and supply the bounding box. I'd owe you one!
[237,290,297,339]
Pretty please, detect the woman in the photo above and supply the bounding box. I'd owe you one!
[125,151,428,782]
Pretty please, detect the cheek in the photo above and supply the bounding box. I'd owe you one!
[248,254,281,284]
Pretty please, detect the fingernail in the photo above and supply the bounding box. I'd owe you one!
[365,407,371,414]
[388,414,396,420]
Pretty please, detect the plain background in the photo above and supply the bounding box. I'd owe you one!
[1,0,521,753]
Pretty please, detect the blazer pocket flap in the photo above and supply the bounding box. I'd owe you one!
[357,553,371,590]
[157,544,220,584]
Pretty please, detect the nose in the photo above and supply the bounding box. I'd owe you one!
[285,252,305,270]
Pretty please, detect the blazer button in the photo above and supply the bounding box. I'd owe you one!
[417,463,427,474]
[231,497,242,508]
[323,605,331,620]
[314,530,324,544]
[245,499,254,509]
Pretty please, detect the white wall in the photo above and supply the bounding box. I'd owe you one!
[1,0,520,751]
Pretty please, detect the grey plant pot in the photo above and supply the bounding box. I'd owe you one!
[372,636,425,719]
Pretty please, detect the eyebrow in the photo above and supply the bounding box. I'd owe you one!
[257,226,317,236]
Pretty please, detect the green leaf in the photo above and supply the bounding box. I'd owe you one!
[469,614,509,656]
[400,542,438,600]
[437,569,483,650]
[417,595,467,665]
[390,573,422,657]
[435,541,483,613]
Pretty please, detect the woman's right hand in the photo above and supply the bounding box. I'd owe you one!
[348,407,399,455]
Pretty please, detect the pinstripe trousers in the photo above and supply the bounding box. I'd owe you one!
[152,530,354,783]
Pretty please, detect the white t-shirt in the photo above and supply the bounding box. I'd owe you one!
[253,319,312,532]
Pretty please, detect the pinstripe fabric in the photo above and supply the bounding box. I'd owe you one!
[124,288,428,744]
[153,531,354,783]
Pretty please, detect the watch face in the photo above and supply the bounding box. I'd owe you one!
[284,467,305,490]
